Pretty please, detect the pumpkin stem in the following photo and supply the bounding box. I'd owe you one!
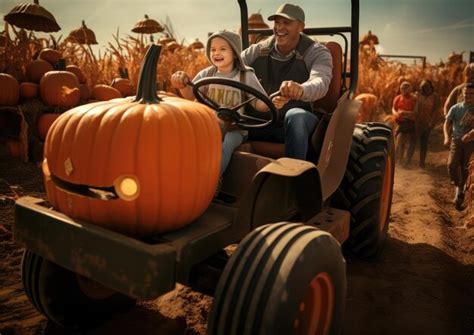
[119,67,129,79]
[57,58,66,71]
[134,44,162,103]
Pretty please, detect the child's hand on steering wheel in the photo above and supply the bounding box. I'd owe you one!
[171,71,190,89]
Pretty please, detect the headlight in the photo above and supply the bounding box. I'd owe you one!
[114,175,140,201]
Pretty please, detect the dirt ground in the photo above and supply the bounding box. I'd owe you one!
[0,129,473,335]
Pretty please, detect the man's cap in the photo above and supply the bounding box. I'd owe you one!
[268,3,305,23]
[206,30,247,70]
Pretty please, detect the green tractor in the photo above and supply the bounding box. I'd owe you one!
[14,0,394,334]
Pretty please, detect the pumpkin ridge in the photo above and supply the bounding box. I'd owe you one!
[187,102,210,216]
[173,103,198,223]
[140,104,160,230]
[182,104,201,219]
[131,103,147,235]
[167,104,182,224]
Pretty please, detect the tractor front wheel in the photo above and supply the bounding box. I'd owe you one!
[207,222,346,335]
[21,250,136,330]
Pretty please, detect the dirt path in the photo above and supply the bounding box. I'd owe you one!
[0,148,473,335]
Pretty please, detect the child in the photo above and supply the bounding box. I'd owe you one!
[415,80,441,168]
[392,81,417,166]
[171,30,269,181]
[444,83,474,210]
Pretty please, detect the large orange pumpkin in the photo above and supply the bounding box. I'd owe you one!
[0,73,20,105]
[43,44,221,236]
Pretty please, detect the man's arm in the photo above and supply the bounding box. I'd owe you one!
[444,118,453,147]
[300,43,333,102]
[241,43,261,67]
[444,85,461,116]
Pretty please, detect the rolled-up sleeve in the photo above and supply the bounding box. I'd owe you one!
[301,44,333,102]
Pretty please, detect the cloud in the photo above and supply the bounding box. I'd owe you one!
[383,22,395,32]
[410,18,474,35]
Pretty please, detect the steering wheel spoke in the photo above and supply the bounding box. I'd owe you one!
[230,95,258,112]
[192,77,277,129]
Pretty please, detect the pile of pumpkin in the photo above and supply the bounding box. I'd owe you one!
[0,47,136,160]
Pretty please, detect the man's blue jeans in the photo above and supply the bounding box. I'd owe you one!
[248,108,319,160]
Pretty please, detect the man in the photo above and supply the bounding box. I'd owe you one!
[241,3,333,160]
[444,83,474,210]
[444,63,474,116]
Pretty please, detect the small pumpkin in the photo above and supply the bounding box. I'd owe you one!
[40,60,80,108]
[92,84,122,101]
[0,73,20,105]
[37,113,61,140]
[43,44,221,236]
[39,48,62,66]
[20,82,39,99]
[66,65,86,84]
[79,83,91,102]
[25,59,54,83]
[111,78,135,97]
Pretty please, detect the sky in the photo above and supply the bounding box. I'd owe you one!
[1,0,473,64]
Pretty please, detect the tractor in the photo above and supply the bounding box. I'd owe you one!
[14,0,395,334]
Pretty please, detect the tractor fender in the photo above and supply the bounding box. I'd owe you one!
[238,158,323,231]
[317,91,361,201]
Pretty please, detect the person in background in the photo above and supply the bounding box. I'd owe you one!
[415,80,441,168]
[444,63,474,116]
[241,3,333,160]
[392,81,417,166]
[443,83,474,210]
[170,30,269,182]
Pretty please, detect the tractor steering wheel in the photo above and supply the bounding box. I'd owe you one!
[191,77,278,129]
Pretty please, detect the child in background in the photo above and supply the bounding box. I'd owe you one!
[415,80,441,168]
[392,81,417,166]
[444,83,474,210]
[170,30,269,183]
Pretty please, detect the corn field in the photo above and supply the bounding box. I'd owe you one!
[0,23,208,94]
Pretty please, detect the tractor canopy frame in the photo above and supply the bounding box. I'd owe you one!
[238,0,359,94]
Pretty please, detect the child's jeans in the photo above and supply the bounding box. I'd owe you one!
[221,130,245,176]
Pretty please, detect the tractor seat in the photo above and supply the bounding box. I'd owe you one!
[237,41,343,160]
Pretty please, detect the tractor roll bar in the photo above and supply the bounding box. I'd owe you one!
[238,0,359,94]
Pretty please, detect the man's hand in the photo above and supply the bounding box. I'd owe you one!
[272,95,290,109]
[171,71,190,89]
[462,130,474,143]
[279,80,305,100]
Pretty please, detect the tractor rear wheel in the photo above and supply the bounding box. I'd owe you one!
[21,250,136,330]
[331,122,395,259]
[207,222,346,335]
